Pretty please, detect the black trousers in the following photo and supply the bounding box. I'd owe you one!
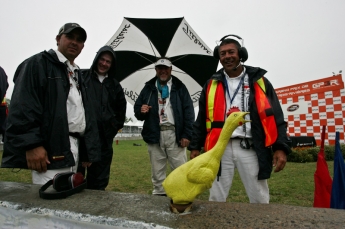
[78,130,114,190]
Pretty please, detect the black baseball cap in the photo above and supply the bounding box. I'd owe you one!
[58,23,87,42]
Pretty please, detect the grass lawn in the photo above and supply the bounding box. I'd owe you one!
[0,139,334,207]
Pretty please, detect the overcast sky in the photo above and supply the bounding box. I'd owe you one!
[1,0,344,120]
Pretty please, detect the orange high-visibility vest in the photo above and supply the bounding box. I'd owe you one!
[254,77,277,147]
[204,77,277,151]
[204,80,226,151]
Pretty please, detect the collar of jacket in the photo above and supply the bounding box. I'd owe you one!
[210,65,267,82]
[44,49,65,65]
[146,75,183,91]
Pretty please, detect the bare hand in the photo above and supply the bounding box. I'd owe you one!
[272,150,287,172]
[26,146,50,173]
[141,104,152,114]
[190,150,200,159]
[82,162,92,168]
[180,138,190,148]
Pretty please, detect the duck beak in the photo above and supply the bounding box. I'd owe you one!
[242,112,251,123]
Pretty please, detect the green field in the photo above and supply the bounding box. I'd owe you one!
[0,140,334,207]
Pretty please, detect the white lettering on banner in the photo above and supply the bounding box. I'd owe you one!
[276,88,290,93]
[182,23,211,54]
[109,24,131,49]
[302,84,309,88]
[285,89,310,96]
[312,79,339,89]
[297,142,314,147]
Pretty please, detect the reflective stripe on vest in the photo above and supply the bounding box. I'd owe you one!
[1,95,6,106]
[204,80,226,151]
[254,77,278,147]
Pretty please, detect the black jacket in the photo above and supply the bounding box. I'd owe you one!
[134,76,195,145]
[1,49,101,169]
[82,46,126,143]
[189,66,291,179]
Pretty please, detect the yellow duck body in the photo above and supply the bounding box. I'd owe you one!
[162,112,250,204]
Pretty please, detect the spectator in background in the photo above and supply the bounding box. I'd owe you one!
[0,66,9,144]
[134,58,194,196]
[79,45,126,190]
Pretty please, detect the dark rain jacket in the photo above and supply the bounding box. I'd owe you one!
[82,46,126,147]
[134,76,195,145]
[188,66,291,180]
[1,49,101,169]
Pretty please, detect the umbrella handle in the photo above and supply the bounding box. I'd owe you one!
[147,91,152,104]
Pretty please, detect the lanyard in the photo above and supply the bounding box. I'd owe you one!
[159,95,170,115]
[224,75,245,105]
[66,64,80,92]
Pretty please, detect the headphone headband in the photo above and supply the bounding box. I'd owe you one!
[219,34,244,47]
[213,34,248,62]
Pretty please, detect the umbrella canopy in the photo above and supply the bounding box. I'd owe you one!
[105,17,218,107]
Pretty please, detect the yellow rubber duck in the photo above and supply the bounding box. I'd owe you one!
[162,111,250,207]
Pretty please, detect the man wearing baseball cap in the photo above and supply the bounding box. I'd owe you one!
[1,23,100,185]
[134,57,194,196]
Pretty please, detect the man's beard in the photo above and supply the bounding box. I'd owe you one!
[157,75,171,85]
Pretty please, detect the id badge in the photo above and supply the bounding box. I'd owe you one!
[160,114,168,123]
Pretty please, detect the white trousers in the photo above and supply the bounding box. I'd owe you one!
[32,136,79,185]
[209,139,269,203]
[147,129,187,195]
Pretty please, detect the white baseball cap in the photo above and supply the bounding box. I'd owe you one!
[155,58,172,67]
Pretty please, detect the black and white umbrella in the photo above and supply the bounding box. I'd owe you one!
[105,17,218,107]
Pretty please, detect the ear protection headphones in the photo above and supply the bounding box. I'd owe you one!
[39,172,87,199]
[213,34,248,62]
